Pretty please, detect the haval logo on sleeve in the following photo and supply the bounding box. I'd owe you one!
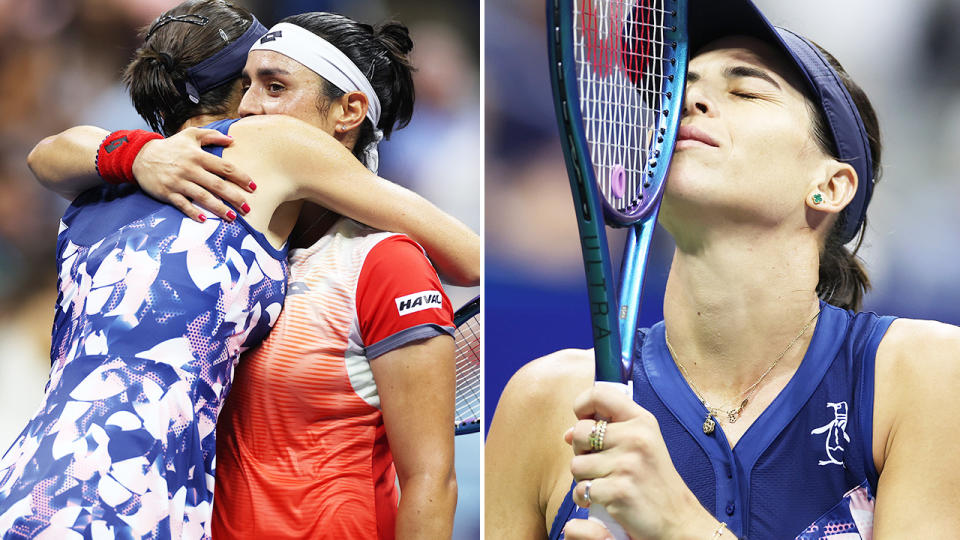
[395,291,443,315]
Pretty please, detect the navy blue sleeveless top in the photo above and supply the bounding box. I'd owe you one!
[549,302,895,539]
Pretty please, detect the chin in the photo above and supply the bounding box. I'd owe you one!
[661,161,735,228]
[664,155,716,195]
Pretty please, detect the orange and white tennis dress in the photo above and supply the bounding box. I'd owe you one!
[211,218,454,539]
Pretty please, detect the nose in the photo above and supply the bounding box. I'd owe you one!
[237,87,261,118]
[681,84,712,118]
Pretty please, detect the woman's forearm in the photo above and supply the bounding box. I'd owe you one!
[301,167,480,286]
[363,180,481,287]
[396,473,458,540]
[27,126,108,200]
[236,115,482,286]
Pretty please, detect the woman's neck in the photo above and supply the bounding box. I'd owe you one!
[179,114,233,131]
[662,226,822,401]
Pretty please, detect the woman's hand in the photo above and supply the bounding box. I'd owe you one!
[562,386,722,540]
[132,127,255,222]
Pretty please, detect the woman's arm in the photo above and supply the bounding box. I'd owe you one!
[27,125,254,222]
[485,350,595,539]
[28,126,108,200]
[872,319,960,537]
[30,118,481,286]
[370,336,457,540]
[229,115,481,287]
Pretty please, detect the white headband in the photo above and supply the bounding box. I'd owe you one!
[250,22,384,172]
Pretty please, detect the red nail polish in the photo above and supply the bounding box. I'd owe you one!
[227,210,237,220]
[198,214,207,223]
[240,202,251,213]
[248,181,257,191]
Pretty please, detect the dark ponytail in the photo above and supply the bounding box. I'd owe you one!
[278,12,416,162]
[123,0,254,135]
[807,43,882,312]
[372,21,416,134]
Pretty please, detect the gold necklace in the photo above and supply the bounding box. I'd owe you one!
[665,308,821,435]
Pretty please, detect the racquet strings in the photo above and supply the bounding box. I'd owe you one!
[575,0,671,215]
[454,308,481,434]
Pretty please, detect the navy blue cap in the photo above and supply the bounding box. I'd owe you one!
[689,0,874,244]
[181,16,269,104]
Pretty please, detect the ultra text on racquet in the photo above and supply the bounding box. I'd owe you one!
[548,0,688,536]
[547,0,687,384]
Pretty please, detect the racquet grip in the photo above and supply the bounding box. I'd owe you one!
[589,505,630,540]
[588,381,633,540]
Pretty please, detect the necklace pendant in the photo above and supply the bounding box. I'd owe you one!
[728,411,738,423]
[703,415,716,435]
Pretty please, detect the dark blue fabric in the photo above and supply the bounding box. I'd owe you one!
[183,17,268,103]
[201,118,240,158]
[548,303,894,539]
[773,28,873,244]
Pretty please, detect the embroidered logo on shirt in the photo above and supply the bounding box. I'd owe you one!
[395,290,443,315]
[810,401,850,467]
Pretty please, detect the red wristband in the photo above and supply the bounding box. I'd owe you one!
[96,129,164,185]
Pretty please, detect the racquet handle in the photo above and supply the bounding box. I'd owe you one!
[588,381,633,540]
[589,505,630,540]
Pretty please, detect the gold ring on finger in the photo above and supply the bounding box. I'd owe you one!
[588,419,608,452]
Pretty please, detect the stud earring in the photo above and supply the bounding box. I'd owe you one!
[812,193,824,205]
[336,124,343,132]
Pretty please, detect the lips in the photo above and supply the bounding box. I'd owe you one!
[676,125,719,147]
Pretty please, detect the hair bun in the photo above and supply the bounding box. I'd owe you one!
[143,49,179,75]
[375,21,413,57]
[157,52,177,72]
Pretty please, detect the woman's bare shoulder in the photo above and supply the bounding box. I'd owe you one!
[874,318,960,472]
[876,318,960,388]
[486,349,595,539]
[871,318,960,532]
[512,348,595,396]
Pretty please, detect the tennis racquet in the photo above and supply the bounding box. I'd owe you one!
[547,0,687,385]
[453,296,481,435]
[548,0,688,535]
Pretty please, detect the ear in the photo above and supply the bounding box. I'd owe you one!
[332,91,368,133]
[806,160,857,215]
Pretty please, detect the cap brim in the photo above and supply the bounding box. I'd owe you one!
[688,0,817,93]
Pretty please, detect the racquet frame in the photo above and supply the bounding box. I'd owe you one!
[453,296,481,435]
[547,0,688,382]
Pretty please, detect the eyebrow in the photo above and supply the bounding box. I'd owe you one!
[243,67,293,79]
[687,65,782,90]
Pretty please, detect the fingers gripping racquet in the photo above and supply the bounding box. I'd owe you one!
[549,0,687,535]
[453,296,481,435]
